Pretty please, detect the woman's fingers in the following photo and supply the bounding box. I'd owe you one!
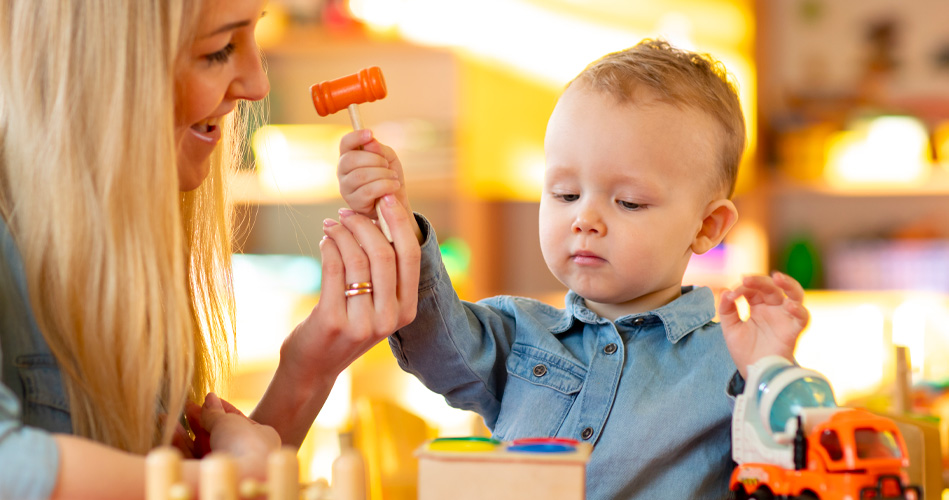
[318,225,347,318]
[323,212,375,322]
[337,209,399,329]
[379,195,421,324]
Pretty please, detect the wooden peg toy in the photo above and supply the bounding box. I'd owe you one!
[145,446,304,500]
[310,67,392,241]
[146,446,190,500]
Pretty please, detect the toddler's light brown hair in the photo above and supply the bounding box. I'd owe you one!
[571,39,746,198]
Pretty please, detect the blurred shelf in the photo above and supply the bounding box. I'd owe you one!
[231,170,458,206]
[769,169,949,198]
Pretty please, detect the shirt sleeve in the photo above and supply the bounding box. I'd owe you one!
[0,352,61,500]
[389,214,519,430]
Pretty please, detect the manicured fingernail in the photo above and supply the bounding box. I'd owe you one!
[323,218,339,227]
[383,194,396,206]
[339,208,355,218]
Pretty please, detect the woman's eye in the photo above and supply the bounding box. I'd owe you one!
[554,193,579,202]
[205,43,236,65]
[618,200,642,210]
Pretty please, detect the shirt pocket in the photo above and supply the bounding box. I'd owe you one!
[15,354,71,432]
[493,344,585,441]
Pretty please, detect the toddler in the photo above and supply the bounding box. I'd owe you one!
[335,39,808,499]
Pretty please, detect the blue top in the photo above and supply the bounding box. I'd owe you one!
[0,216,66,500]
[391,215,737,499]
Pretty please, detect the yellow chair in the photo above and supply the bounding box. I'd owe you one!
[352,397,437,500]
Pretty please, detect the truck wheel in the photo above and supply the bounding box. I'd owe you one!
[750,487,774,500]
[730,486,749,500]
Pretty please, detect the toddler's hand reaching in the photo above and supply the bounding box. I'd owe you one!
[719,272,809,378]
[338,130,408,215]
[198,393,281,478]
[337,129,422,243]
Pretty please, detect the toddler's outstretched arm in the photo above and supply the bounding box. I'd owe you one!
[337,129,422,243]
[719,272,809,378]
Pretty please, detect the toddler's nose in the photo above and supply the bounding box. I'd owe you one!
[572,208,606,235]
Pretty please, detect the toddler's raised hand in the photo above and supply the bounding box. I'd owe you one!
[719,272,809,378]
[337,129,410,216]
[199,393,281,478]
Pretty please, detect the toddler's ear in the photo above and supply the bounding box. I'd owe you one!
[691,199,738,255]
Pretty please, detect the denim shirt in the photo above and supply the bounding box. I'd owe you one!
[391,215,737,500]
[0,216,66,499]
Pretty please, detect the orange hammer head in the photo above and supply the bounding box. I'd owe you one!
[310,66,387,117]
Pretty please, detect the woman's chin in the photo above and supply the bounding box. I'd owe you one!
[177,157,211,192]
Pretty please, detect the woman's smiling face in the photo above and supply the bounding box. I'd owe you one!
[174,0,270,191]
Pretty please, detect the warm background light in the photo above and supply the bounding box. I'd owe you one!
[824,115,931,188]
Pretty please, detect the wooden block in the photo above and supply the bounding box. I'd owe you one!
[416,438,591,500]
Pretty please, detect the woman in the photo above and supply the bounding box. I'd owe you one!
[0,0,420,498]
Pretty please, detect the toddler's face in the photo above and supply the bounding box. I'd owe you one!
[173,0,270,191]
[539,84,721,318]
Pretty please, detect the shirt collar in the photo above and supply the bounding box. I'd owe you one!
[551,286,716,344]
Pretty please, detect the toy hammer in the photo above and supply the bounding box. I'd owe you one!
[311,67,391,241]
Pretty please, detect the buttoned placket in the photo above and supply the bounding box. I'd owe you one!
[573,319,625,443]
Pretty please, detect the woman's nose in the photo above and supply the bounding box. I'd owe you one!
[232,49,270,102]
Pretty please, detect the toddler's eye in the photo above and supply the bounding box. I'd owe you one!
[205,43,236,65]
[618,200,642,211]
[554,193,579,202]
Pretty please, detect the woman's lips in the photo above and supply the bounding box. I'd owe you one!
[189,122,221,143]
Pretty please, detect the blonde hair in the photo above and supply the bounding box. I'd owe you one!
[572,39,746,198]
[0,0,239,453]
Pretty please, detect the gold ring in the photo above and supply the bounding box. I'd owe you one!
[347,282,372,290]
[345,287,373,297]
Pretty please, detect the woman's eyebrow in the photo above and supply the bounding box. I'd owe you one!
[202,12,266,38]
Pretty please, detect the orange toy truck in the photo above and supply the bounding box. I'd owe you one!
[730,356,921,500]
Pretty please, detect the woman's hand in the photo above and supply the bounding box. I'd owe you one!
[251,194,421,447]
[719,271,809,378]
[287,194,420,384]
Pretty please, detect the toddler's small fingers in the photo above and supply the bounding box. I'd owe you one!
[784,299,810,325]
[339,129,373,154]
[773,271,805,302]
[718,291,743,326]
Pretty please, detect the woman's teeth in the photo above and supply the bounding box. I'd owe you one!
[191,118,220,134]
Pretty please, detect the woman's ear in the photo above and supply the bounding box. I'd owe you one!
[691,199,738,255]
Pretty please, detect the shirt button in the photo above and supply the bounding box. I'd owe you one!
[581,427,594,440]
[632,317,645,326]
[532,364,547,377]
[603,343,618,355]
